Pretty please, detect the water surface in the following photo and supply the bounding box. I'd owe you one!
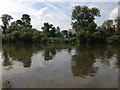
[2,43,119,88]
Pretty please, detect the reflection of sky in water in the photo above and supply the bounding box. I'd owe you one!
[108,56,118,69]
[2,49,72,76]
[2,44,119,88]
[32,51,45,68]
[71,48,76,56]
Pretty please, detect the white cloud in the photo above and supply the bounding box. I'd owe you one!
[71,2,80,7]
[0,0,38,27]
[0,0,72,30]
[0,0,119,30]
[109,5,120,20]
[38,6,49,16]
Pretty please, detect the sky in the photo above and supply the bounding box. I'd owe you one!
[0,0,119,31]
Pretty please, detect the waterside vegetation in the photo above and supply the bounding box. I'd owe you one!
[1,5,120,44]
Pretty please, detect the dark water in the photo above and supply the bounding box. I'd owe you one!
[2,43,120,88]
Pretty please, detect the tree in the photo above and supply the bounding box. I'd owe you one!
[10,14,32,28]
[21,14,32,28]
[115,16,120,31]
[16,20,23,26]
[72,5,100,31]
[102,19,115,36]
[41,22,53,36]
[102,19,113,29]
[87,22,97,33]
[0,14,13,34]
[49,27,56,37]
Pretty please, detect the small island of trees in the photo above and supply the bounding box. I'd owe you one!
[1,5,120,44]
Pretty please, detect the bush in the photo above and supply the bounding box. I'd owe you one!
[2,34,12,42]
[41,37,49,43]
[106,35,120,44]
[89,31,106,43]
[76,29,86,43]
[2,25,42,43]
[32,34,41,43]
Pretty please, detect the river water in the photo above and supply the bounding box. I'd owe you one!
[1,43,119,88]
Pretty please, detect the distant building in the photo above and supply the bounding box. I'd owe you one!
[61,30,68,37]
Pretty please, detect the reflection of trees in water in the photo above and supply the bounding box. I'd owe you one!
[3,43,119,72]
[2,80,12,89]
[2,43,42,68]
[71,45,98,77]
[2,51,11,66]
[2,43,73,68]
[43,45,56,61]
[2,51,12,68]
[42,44,73,61]
[71,44,120,77]
[72,56,98,77]
[101,45,120,69]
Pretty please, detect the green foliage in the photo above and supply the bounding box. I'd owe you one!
[2,34,12,42]
[1,13,120,44]
[41,22,53,34]
[2,25,42,43]
[41,22,58,37]
[115,16,120,31]
[77,29,86,43]
[87,22,97,33]
[0,14,13,34]
[75,15,120,44]
[49,27,56,37]
[76,29,90,43]
[67,31,73,38]
[21,14,32,28]
[102,20,113,29]
[72,5,100,31]
[41,37,49,43]
[90,31,105,43]
[107,35,120,44]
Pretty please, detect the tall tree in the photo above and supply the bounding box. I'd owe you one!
[102,19,113,29]
[21,14,32,28]
[87,22,97,33]
[115,16,120,31]
[41,22,53,33]
[72,5,100,31]
[49,27,56,37]
[0,14,13,34]
[16,20,23,26]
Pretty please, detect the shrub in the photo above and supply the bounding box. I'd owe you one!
[41,37,49,43]
[76,29,86,43]
[90,31,106,43]
[106,35,120,44]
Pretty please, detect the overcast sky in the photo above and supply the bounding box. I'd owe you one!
[0,0,119,30]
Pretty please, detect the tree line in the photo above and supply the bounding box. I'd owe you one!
[72,5,120,44]
[0,5,120,44]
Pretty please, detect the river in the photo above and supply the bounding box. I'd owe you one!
[2,43,119,88]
